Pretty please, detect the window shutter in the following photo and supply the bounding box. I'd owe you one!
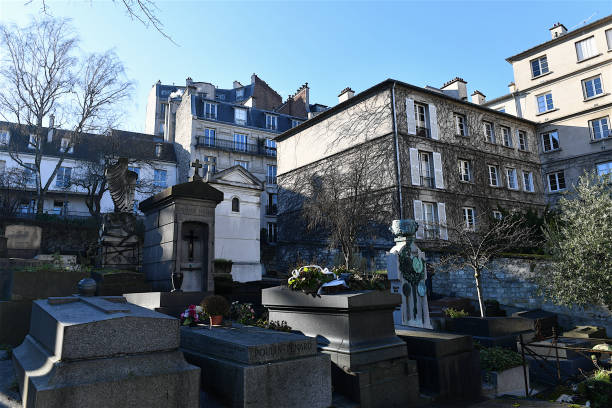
[406,98,416,135]
[409,148,420,185]
[432,152,444,189]
[413,200,424,239]
[429,104,439,140]
[437,202,448,240]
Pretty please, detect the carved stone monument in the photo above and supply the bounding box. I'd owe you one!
[99,158,140,270]
[124,161,223,317]
[387,219,432,330]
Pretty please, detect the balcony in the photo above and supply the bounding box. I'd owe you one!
[266,176,277,185]
[420,176,434,188]
[265,205,277,215]
[422,223,440,240]
[197,138,276,157]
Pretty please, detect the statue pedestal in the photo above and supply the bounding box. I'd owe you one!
[99,212,140,271]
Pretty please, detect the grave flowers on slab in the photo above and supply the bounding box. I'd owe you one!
[180,304,206,326]
[287,264,389,295]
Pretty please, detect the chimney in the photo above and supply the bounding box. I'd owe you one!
[186,77,193,86]
[549,22,567,39]
[233,81,243,89]
[441,77,468,101]
[471,90,486,105]
[251,73,257,84]
[47,114,55,142]
[508,82,516,93]
[338,87,355,104]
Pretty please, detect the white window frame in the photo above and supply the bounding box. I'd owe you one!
[415,102,430,137]
[607,29,612,51]
[267,164,277,185]
[454,113,468,136]
[582,75,604,99]
[541,131,560,152]
[462,207,476,231]
[536,92,554,113]
[421,201,439,239]
[522,171,535,192]
[530,55,549,78]
[0,130,10,145]
[234,108,247,125]
[501,126,512,147]
[458,159,471,182]
[203,128,216,146]
[575,36,597,61]
[205,102,217,119]
[266,114,278,131]
[506,168,518,190]
[419,151,434,188]
[55,166,72,188]
[488,165,499,187]
[484,121,495,143]
[518,131,528,151]
[589,117,610,140]
[548,171,566,192]
[267,222,277,243]
[24,164,37,186]
[492,210,503,220]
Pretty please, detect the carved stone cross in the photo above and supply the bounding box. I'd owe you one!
[183,229,199,261]
[191,159,203,180]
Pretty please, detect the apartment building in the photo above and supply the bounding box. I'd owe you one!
[484,15,612,203]
[275,79,545,268]
[0,122,177,217]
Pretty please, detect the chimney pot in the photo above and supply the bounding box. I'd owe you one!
[441,77,468,101]
[471,90,486,105]
[508,82,516,93]
[549,22,567,39]
[338,87,355,103]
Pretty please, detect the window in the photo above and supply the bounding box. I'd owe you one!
[204,156,216,176]
[454,113,467,136]
[155,143,162,157]
[548,171,566,192]
[267,164,277,185]
[501,126,512,147]
[266,114,278,130]
[537,92,554,113]
[483,121,495,143]
[267,193,278,215]
[19,199,35,214]
[458,159,471,182]
[234,108,247,125]
[415,103,429,137]
[462,207,476,231]
[291,119,301,128]
[28,134,36,149]
[518,131,528,151]
[24,164,36,186]
[236,88,244,99]
[523,171,535,192]
[607,29,612,50]
[235,160,249,170]
[234,133,247,151]
[419,151,434,187]
[232,197,240,212]
[204,102,217,119]
[60,138,73,153]
[488,165,499,187]
[51,200,67,216]
[267,222,277,243]
[589,117,610,140]
[582,76,603,99]
[158,123,165,135]
[0,130,9,145]
[597,161,612,176]
[55,166,71,188]
[422,202,439,239]
[530,56,549,77]
[506,168,518,190]
[575,37,597,61]
[264,138,276,156]
[541,131,560,152]
[153,169,167,188]
[203,128,216,146]
[492,210,503,220]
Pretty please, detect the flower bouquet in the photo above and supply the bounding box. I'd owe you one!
[179,304,207,326]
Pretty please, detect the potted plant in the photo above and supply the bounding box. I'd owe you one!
[480,346,528,397]
[201,295,230,326]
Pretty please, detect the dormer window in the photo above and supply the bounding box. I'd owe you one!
[291,119,301,128]
[61,138,73,154]
[155,143,163,157]
[234,108,247,125]
[236,88,244,99]
[266,114,278,130]
[204,102,217,119]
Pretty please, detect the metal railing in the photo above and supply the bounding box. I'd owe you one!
[266,176,277,185]
[265,205,277,215]
[197,137,276,157]
[420,176,434,188]
[416,126,431,138]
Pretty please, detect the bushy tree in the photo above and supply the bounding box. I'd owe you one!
[542,172,612,310]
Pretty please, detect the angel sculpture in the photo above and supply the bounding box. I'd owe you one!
[105,158,139,213]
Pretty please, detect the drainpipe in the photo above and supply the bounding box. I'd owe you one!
[391,81,404,219]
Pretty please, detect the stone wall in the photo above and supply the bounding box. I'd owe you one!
[431,256,612,335]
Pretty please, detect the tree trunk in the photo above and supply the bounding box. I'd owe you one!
[473,269,485,318]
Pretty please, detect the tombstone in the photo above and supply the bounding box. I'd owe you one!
[12,286,200,407]
[125,160,223,317]
[180,324,332,408]
[387,219,432,329]
[4,225,42,258]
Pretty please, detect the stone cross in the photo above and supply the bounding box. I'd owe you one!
[191,159,203,181]
[183,229,199,261]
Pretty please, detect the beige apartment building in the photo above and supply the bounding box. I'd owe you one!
[484,15,612,203]
[275,79,545,269]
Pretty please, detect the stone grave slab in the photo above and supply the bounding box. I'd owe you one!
[124,291,210,318]
[180,324,331,408]
[564,325,607,339]
[513,309,559,339]
[12,295,199,408]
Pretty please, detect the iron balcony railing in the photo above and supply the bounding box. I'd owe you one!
[422,223,440,240]
[420,176,434,188]
[197,138,276,157]
[416,126,431,138]
[265,205,278,215]
[266,176,277,185]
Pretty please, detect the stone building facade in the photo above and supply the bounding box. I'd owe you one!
[275,79,546,271]
[483,15,612,204]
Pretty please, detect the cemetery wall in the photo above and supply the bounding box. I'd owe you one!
[431,255,612,334]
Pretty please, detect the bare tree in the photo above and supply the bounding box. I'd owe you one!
[0,17,133,214]
[0,166,29,218]
[436,211,539,317]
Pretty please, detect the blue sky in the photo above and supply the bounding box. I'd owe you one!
[1,0,610,132]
